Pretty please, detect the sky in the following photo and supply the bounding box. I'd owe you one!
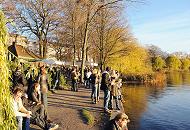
[124,0,190,54]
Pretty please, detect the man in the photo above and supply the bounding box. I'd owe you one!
[12,87,32,130]
[104,113,130,130]
[101,67,111,113]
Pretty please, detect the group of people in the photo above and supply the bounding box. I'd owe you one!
[11,63,129,130]
[12,65,60,130]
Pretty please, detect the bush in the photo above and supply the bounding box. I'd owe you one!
[58,75,70,90]
[81,109,94,125]
[0,10,17,129]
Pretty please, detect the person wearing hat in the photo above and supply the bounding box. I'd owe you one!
[104,113,130,130]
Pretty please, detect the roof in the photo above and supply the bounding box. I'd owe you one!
[8,44,41,60]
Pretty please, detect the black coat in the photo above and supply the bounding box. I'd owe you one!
[104,119,120,130]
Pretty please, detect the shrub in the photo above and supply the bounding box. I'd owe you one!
[0,10,17,129]
[81,109,95,125]
[59,75,70,90]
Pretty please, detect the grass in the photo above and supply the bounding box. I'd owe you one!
[81,109,95,125]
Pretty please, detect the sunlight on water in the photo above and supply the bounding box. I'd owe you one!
[123,72,190,130]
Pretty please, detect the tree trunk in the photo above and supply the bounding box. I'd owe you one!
[73,44,76,66]
[81,12,90,82]
[43,41,47,58]
[99,2,105,71]
[39,37,43,58]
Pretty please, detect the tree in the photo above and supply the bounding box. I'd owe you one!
[77,0,134,81]
[3,0,64,58]
[147,44,168,58]
[181,58,190,71]
[166,55,182,71]
[0,10,16,130]
[106,41,152,75]
[152,56,166,71]
[90,2,126,70]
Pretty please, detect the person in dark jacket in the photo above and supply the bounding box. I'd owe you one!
[101,67,111,113]
[89,69,98,104]
[71,67,79,92]
[104,113,130,130]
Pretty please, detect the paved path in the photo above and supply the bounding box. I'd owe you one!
[31,86,124,130]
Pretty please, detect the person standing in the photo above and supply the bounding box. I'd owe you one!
[71,67,78,92]
[89,69,98,104]
[38,66,48,113]
[101,67,111,113]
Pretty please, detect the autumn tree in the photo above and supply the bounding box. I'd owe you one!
[152,56,166,71]
[106,41,152,75]
[76,0,137,81]
[181,58,190,71]
[90,1,126,70]
[166,55,182,71]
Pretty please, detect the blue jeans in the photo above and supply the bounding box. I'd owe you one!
[52,79,58,90]
[91,84,98,101]
[16,116,30,130]
[103,89,110,111]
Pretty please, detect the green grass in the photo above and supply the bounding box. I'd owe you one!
[81,109,95,125]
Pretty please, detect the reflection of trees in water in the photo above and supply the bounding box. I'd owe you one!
[167,72,190,86]
[122,84,165,130]
[122,85,147,130]
[182,72,190,85]
[122,73,190,130]
[167,72,183,85]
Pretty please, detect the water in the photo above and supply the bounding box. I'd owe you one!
[123,72,190,130]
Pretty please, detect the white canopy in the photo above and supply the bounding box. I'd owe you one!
[41,59,65,65]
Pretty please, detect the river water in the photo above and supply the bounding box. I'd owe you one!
[123,72,190,130]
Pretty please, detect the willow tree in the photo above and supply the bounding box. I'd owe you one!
[0,10,16,130]
[106,41,152,75]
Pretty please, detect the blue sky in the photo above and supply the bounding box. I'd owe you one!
[124,0,190,53]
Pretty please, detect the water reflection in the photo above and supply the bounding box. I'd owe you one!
[167,72,190,86]
[123,72,190,130]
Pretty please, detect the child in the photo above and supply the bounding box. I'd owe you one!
[117,79,125,103]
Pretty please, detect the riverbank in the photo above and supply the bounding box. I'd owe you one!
[30,85,122,130]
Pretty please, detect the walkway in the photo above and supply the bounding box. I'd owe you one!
[31,86,124,130]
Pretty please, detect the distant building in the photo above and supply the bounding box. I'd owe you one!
[8,42,41,62]
[8,33,28,47]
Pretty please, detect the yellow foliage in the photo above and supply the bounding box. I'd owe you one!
[0,10,17,129]
[106,42,152,75]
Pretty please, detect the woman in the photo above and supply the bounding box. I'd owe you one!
[13,87,32,130]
